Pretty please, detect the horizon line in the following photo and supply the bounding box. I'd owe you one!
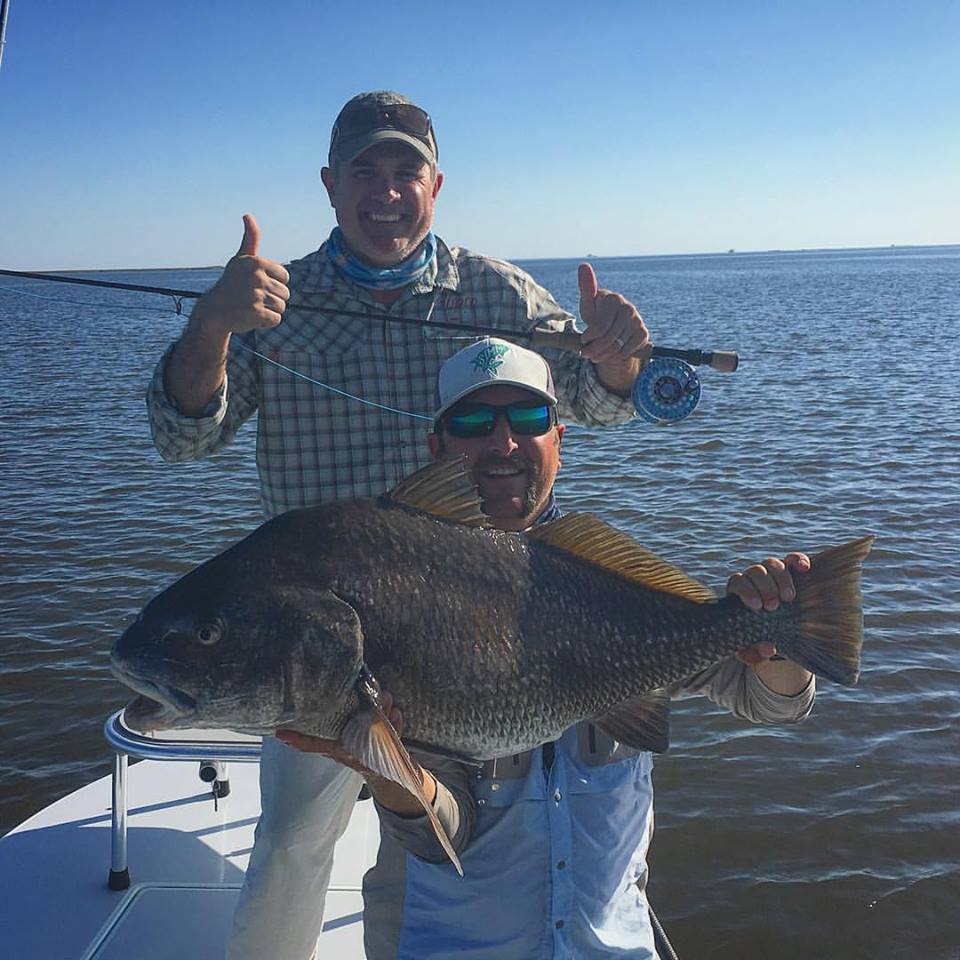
[8,240,958,275]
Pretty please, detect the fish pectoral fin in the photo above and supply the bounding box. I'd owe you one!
[527,514,715,602]
[593,690,671,753]
[340,703,464,877]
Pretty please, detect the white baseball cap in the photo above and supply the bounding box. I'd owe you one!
[433,338,557,422]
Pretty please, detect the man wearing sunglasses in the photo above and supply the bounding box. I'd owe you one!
[283,338,816,960]
[147,89,656,960]
[426,337,565,531]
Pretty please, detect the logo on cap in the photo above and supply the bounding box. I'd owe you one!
[471,343,510,376]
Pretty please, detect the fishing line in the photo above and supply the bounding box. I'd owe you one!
[0,268,736,360]
[0,267,741,423]
[0,275,435,421]
[0,283,181,314]
[0,268,516,334]
[231,339,433,422]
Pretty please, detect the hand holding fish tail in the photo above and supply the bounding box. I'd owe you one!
[727,552,810,614]
[728,553,814,696]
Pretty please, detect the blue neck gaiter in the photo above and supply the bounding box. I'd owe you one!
[326,227,436,290]
[534,491,562,525]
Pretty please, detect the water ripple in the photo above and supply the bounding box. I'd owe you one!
[2,251,959,958]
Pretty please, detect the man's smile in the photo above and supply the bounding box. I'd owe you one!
[366,211,404,224]
[479,464,525,479]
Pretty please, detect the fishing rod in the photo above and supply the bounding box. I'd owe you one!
[0,0,10,72]
[0,266,739,422]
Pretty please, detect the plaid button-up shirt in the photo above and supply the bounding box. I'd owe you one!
[147,237,635,517]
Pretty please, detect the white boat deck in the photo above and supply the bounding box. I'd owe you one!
[1,748,379,959]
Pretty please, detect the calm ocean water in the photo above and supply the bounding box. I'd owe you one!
[1,245,958,958]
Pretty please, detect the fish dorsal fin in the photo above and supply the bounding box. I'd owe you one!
[527,513,715,603]
[384,456,489,528]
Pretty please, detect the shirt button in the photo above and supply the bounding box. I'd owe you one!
[477,798,486,806]
[553,790,562,802]
[490,782,501,792]
[557,860,566,869]
[555,920,565,929]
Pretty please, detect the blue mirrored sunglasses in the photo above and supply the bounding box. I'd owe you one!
[443,401,556,439]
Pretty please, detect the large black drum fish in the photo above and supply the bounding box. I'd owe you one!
[112,457,873,872]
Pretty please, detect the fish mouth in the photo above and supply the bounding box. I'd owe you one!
[113,666,197,732]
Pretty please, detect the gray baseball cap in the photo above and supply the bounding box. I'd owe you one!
[433,338,557,422]
[328,91,438,167]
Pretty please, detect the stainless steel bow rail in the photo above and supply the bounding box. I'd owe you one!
[0,267,738,372]
[103,708,262,891]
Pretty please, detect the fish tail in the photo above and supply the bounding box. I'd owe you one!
[778,536,875,685]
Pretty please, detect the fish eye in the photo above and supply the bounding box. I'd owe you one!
[194,621,223,646]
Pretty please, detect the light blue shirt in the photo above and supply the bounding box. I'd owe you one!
[370,724,657,960]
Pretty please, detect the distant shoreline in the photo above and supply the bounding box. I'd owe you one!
[11,242,958,274]
[514,241,960,265]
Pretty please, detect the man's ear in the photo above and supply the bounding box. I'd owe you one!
[320,167,336,207]
[427,432,441,460]
[432,170,444,199]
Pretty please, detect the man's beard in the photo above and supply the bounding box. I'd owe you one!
[472,452,543,518]
[434,438,546,519]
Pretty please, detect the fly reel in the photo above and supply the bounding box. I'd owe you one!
[632,356,701,423]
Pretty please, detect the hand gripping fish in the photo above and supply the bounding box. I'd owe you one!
[112,457,874,875]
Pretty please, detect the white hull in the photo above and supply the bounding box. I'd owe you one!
[1,726,378,959]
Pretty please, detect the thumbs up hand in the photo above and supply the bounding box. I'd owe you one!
[576,263,650,397]
[192,214,291,337]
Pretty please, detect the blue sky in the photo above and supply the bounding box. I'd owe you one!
[1,0,957,269]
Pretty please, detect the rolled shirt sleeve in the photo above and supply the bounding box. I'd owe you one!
[373,753,478,862]
[668,656,816,725]
[146,331,261,463]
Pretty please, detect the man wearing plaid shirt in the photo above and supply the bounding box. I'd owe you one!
[147,91,652,960]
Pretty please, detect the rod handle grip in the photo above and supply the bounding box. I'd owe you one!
[706,350,739,373]
[529,328,584,353]
[530,328,739,372]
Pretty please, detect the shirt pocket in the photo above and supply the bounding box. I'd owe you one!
[567,725,653,794]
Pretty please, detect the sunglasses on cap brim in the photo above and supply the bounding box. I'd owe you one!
[331,103,436,157]
[441,401,557,439]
